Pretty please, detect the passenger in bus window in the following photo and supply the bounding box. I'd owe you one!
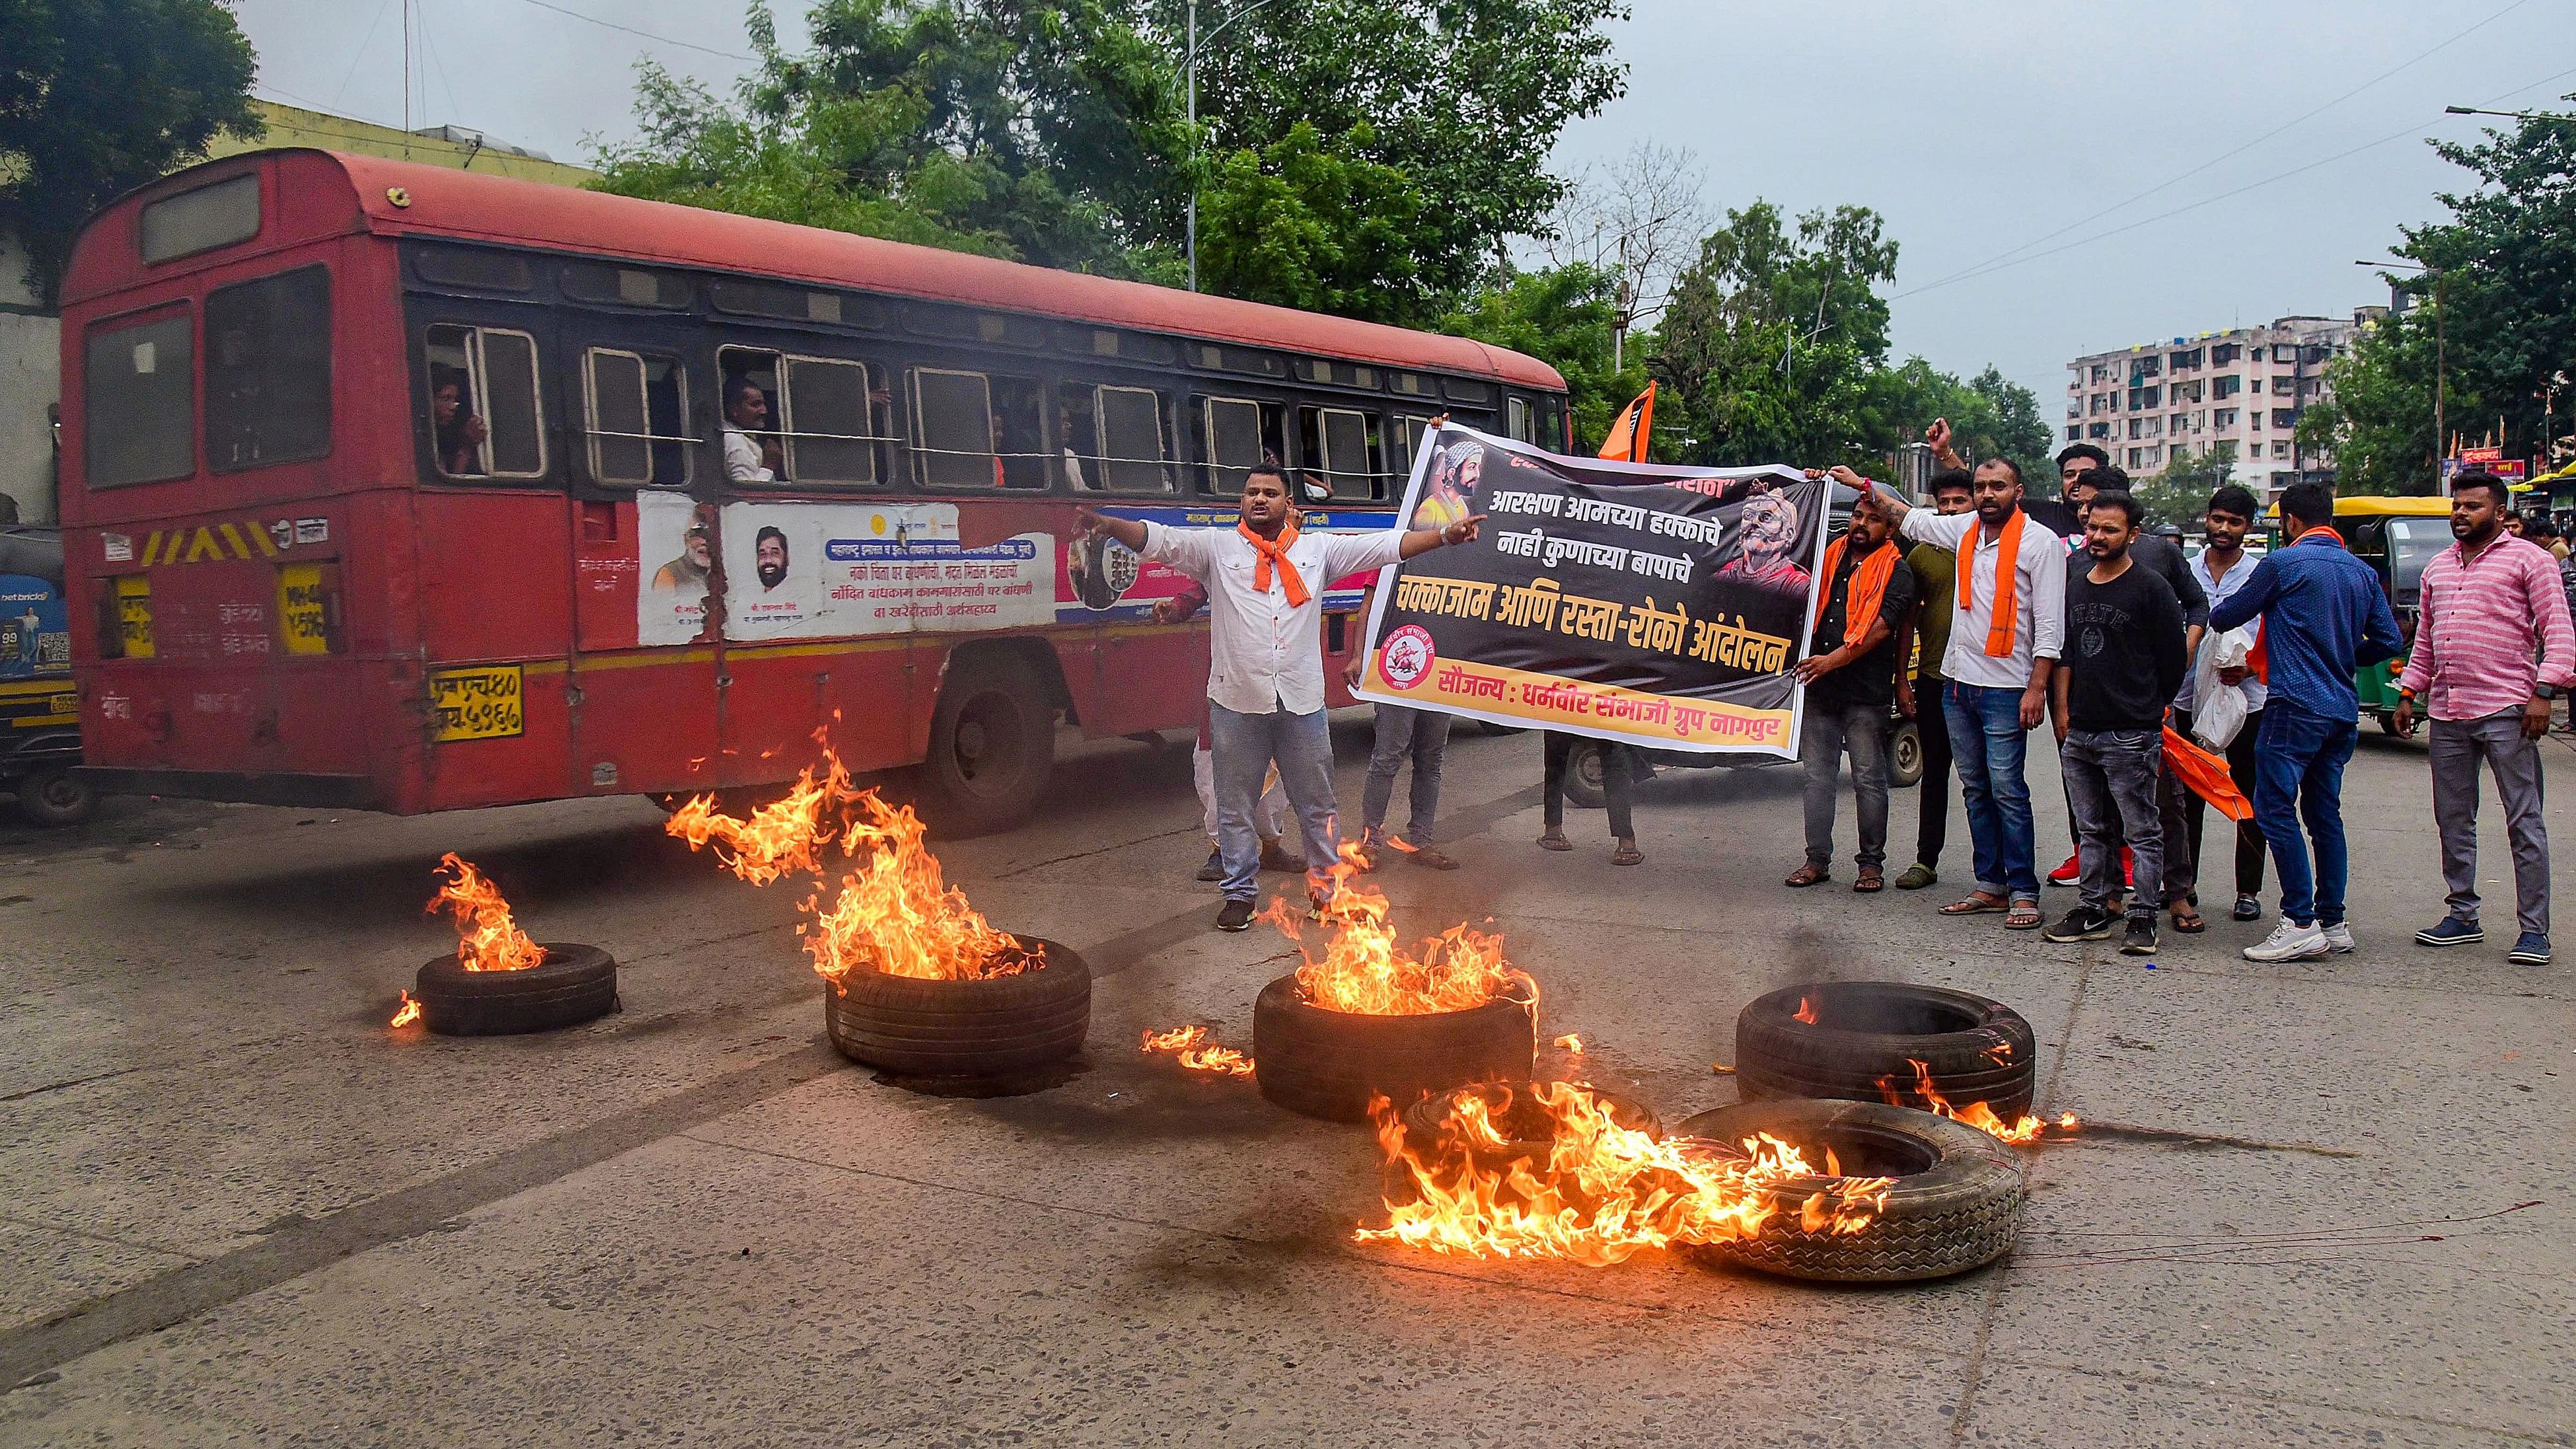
[722,379,781,482]
[432,366,487,475]
[1056,401,1091,489]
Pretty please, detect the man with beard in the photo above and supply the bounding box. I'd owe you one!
[1718,491,1811,593]
[1784,488,1915,892]
[2394,471,2575,967]
[651,506,716,593]
[723,380,782,482]
[2041,491,2188,957]
[753,527,791,592]
[1078,466,1484,932]
[2172,484,2273,924]
[1851,440,2065,930]
[1893,468,1977,892]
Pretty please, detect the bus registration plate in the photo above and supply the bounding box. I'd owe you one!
[428,665,525,743]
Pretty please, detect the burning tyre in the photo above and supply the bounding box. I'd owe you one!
[1253,976,1533,1122]
[1399,1082,1660,1169]
[825,936,1089,1078]
[413,942,619,1036]
[1736,981,2036,1122]
[1675,1099,2024,1282]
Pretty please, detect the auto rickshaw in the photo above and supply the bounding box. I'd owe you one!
[0,524,91,826]
[2263,495,2450,736]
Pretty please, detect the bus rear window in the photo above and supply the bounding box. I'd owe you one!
[140,174,260,264]
[206,266,332,473]
[85,313,195,487]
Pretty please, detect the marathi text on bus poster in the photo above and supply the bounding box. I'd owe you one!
[1353,426,1830,757]
[715,502,1054,642]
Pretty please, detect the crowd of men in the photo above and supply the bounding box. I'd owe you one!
[1078,429,2573,969]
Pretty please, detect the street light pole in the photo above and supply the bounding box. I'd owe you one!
[1186,0,1196,293]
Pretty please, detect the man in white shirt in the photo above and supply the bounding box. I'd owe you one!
[722,379,781,483]
[1078,464,1485,931]
[1842,451,2066,930]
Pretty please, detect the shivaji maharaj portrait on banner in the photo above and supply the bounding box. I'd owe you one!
[1716,492,1810,595]
[1411,439,1483,531]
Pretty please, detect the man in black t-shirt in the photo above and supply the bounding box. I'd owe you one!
[2043,490,2188,956]
[1786,493,1917,892]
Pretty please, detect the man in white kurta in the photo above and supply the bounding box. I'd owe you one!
[1079,465,1484,931]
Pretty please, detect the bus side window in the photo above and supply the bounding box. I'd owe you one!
[1194,395,1282,496]
[993,375,1045,490]
[784,356,881,485]
[424,324,544,480]
[205,265,331,473]
[1390,414,1432,480]
[1299,404,1378,500]
[716,345,782,483]
[1093,385,1171,494]
[1506,395,1533,444]
[911,367,994,489]
[583,346,690,487]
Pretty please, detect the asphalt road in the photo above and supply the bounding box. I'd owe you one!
[2,718,2569,1448]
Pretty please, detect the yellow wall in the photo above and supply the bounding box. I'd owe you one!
[208,101,599,189]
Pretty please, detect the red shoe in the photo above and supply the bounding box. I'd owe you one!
[2046,853,2080,887]
[2121,846,2134,888]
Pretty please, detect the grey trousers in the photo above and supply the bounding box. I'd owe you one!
[1801,702,1890,869]
[2431,710,2551,936]
[1361,704,1452,843]
[2063,727,2164,917]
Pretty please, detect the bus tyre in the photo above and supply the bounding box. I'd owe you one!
[1251,975,1536,1123]
[920,653,1055,837]
[823,937,1090,1081]
[15,766,96,828]
[1734,981,2036,1122]
[1677,1099,2024,1282]
[414,944,620,1037]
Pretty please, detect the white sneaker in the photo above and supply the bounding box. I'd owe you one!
[2244,918,2330,962]
[2321,922,2355,954]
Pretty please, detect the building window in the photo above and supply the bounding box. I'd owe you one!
[2087,422,2109,440]
[2065,425,2081,441]
[2211,343,2240,366]
[2271,408,2299,430]
[2213,375,2240,399]
[203,266,333,473]
[425,325,544,478]
[2129,385,2160,410]
[2273,439,2291,459]
[83,312,195,487]
[2126,447,2144,469]
[2213,408,2238,429]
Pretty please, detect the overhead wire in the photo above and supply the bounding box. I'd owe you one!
[331,0,400,112]
[507,0,755,62]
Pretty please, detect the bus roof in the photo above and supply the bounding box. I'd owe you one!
[73,148,1568,393]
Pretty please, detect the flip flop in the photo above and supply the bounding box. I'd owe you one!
[2003,902,2043,930]
[2169,903,2206,934]
[1612,842,1644,866]
[1939,895,2007,916]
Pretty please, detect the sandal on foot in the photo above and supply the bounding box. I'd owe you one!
[1611,841,1643,866]
[1785,862,1830,888]
[1853,866,1884,893]
[1939,893,2008,916]
[1536,832,1574,852]
[2004,901,2044,930]
[2169,903,2206,934]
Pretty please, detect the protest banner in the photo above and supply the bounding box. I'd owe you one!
[1353,425,1831,757]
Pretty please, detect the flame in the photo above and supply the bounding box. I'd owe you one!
[389,990,422,1028]
[1879,1059,2078,1145]
[1983,1040,2014,1067]
[1793,996,1820,1024]
[1555,1033,1584,1054]
[803,791,1033,985]
[1140,1025,1256,1077]
[426,853,546,972]
[1360,1082,1892,1266]
[664,752,860,885]
[1263,841,1533,1015]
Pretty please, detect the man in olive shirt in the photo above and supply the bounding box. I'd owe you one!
[1895,468,1975,890]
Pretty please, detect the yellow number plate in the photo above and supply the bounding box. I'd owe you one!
[427,665,525,743]
[276,563,331,657]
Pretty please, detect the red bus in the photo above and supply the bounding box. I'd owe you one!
[57,149,1568,831]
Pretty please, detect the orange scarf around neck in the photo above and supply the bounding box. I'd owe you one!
[1239,517,1310,606]
[1960,509,2028,658]
[1814,535,1899,647]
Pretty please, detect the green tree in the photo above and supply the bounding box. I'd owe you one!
[1862,359,2051,479]
[1194,122,1430,323]
[2134,441,2238,526]
[0,0,260,304]
[1437,262,1648,451]
[2297,310,2443,495]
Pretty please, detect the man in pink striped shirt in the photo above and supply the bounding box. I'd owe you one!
[2394,471,2576,967]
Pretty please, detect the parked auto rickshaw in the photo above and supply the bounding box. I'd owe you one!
[2263,495,2450,736]
[0,524,91,826]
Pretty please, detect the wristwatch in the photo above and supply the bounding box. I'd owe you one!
[2538,684,2562,701]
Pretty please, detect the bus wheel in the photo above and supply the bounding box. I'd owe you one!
[920,653,1056,836]
[16,766,96,828]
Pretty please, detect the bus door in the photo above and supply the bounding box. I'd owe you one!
[556,304,721,799]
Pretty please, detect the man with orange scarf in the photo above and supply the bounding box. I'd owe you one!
[1842,436,2067,930]
[1784,488,1915,891]
[1078,465,1485,932]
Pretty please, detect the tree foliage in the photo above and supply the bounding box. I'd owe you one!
[2135,441,2238,526]
[2296,312,2441,496]
[0,0,261,304]
[1438,262,1647,451]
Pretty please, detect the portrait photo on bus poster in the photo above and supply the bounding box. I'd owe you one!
[1354,425,1830,757]
[638,494,717,646]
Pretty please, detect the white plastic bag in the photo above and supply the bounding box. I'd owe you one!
[2190,626,2256,749]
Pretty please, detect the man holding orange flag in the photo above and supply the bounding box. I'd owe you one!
[1078,466,1484,932]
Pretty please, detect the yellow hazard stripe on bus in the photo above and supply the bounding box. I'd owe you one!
[139,520,282,567]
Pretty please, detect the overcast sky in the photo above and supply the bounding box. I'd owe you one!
[236,0,2576,404]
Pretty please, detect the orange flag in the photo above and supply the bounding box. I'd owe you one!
[2162,727,2254,823]
[1597,381,1656,463]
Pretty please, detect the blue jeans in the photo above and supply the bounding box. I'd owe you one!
[2252,700,2357,927]
[1210,703,1339,903]
[1943,681,2038,901]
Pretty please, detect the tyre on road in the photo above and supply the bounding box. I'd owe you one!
[917,651,1056,837]
[824,936,1089,1081]
[1252,975,1535,1123]
[14,765,94,827]
[1734,981,2036,1121]
[414,943,619,1036]
[1398,1081,1660,1169]
[1677,1098,2024,1281]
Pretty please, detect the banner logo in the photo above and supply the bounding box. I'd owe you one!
[1379,624,1436,690]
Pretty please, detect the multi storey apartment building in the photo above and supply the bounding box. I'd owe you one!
[2063,311,2379,504]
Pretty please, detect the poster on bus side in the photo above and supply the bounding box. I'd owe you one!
[1352,425,1829,757]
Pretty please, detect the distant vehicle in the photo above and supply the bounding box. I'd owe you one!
[0,526,89,825]
[2264,494,2450,736]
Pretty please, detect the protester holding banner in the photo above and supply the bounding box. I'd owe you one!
[1894,469,1977,891]
[1077,467,1483,932]
[1784,490,1915,891]
[1847,451,2067,931]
